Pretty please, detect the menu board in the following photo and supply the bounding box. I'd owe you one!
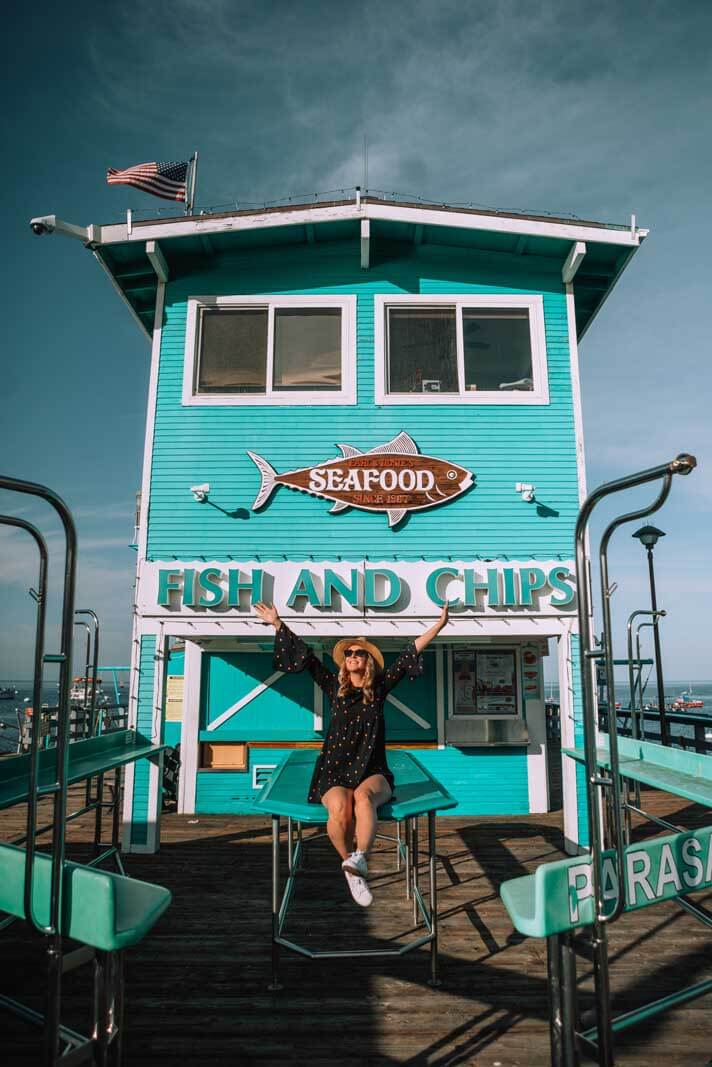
[453,650,518,716]
[165,675,184,721]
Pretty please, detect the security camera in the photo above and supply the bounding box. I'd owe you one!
[28,215,91,243]
[30,216,55,236]
[190,483,210,502]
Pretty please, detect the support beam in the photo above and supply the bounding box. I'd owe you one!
[360,219,370,269]
[145,240,169,282]
[200,235,213,255]
[562,241,586,284]
[515,235,527,256]
[413,224,424,246]
[305,223,315,244]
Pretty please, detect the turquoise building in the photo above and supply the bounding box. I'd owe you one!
[38,194,646,853]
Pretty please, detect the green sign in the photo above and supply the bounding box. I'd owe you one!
[502,825,712,939]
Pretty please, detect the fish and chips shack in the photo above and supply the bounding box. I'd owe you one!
[52,194,646,853]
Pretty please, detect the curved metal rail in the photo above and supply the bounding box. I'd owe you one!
[0,476,77,1066]
[0,515,49,934]
[573,452,695,1067]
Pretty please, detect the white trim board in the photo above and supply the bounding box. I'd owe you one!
[385,693,430,730]
[137,280,165,559]
[99,201,647,251]
[207,670,284,731]
[566,284,588,506]
[182,294,357,407]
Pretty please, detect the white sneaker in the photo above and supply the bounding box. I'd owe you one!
[341,850,368,878]
[343,868,373,907]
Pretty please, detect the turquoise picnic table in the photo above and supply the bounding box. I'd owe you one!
[252,749,457,989]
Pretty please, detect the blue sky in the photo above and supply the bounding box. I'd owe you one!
[1,0,710,681]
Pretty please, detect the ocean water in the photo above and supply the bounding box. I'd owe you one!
[0,681,127,754]
[2,678,709,755]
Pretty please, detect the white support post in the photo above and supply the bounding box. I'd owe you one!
[436,646,445,748]
[562,241,586,284]
[178,640,202,814]
[360,218,370,269]
[146,240,169,282]
[143,624,167,853]
[526,691,550,814]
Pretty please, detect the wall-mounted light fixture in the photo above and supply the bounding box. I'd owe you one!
[515,482,536,503]
[190,483,210,502]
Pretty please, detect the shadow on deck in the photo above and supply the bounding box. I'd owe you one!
[0,770,710,1065]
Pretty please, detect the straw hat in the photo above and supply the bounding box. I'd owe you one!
[332,636,384,671]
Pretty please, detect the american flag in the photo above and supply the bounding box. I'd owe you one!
[106,160,189,202]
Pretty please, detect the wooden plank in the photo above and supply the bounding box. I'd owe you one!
[0,777,710,1065]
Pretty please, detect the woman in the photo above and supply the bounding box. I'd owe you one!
[254,601,449,907]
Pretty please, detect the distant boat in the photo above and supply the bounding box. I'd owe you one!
[671,688,704,710]
[0,686,17,700]
[69,677,103,705]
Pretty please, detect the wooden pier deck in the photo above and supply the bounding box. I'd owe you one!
[1,781,710,1065]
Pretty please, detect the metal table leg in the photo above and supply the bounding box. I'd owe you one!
[287,816,293,875]
[427,811,441,987]
[560,931,579,1065]
[269,815,282,992]
[548,934,565,1067]
[405,818,412,899]
[412,816,419,925]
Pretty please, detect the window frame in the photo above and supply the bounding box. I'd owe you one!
[374,293,549,405]
[183,294,357,406]
[447,646,523,720]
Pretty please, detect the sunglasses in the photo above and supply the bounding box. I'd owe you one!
[344,648,368,658]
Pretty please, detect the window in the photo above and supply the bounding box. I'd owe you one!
[183,295,356,405]
[375,294,548,404]
[452,649,520,717]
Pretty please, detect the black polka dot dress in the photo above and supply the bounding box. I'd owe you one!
[273,624,424,803]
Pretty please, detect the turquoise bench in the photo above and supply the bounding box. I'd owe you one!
[0,729,166,811]
[501,824,712,938]
[562,735,712,807]
[0,841,171,1063]
[0,842,171,950]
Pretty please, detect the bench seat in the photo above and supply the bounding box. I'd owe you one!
[0,842,171,951]
[0,730,166,811]
[562,736,712,807]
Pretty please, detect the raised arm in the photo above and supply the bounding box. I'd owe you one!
[414,603,449,654]
[254,602,336,697]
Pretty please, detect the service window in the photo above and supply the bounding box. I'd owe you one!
[452,649,520,716]
[375,294,548,405]
[183,295,356,405]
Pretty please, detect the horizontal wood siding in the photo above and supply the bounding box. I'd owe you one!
[195,744,529,815]
[146,241,578,561]
[196,747,293,813]
[129,635,156,846]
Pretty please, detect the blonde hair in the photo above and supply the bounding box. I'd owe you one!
[338,653,376,706]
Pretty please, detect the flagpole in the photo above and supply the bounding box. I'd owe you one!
[186,151,198,215]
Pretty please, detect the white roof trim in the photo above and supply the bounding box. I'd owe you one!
[96,200,648,250]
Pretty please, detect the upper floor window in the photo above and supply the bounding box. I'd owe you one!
[183,295,357,406]
[374,294,548,405]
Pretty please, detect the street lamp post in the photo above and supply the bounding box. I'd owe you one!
[632,525,670,746]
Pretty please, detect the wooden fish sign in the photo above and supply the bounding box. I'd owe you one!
[247,431,474,527]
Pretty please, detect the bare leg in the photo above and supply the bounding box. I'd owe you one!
[353,775,392,855]
[321,787,355,860]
